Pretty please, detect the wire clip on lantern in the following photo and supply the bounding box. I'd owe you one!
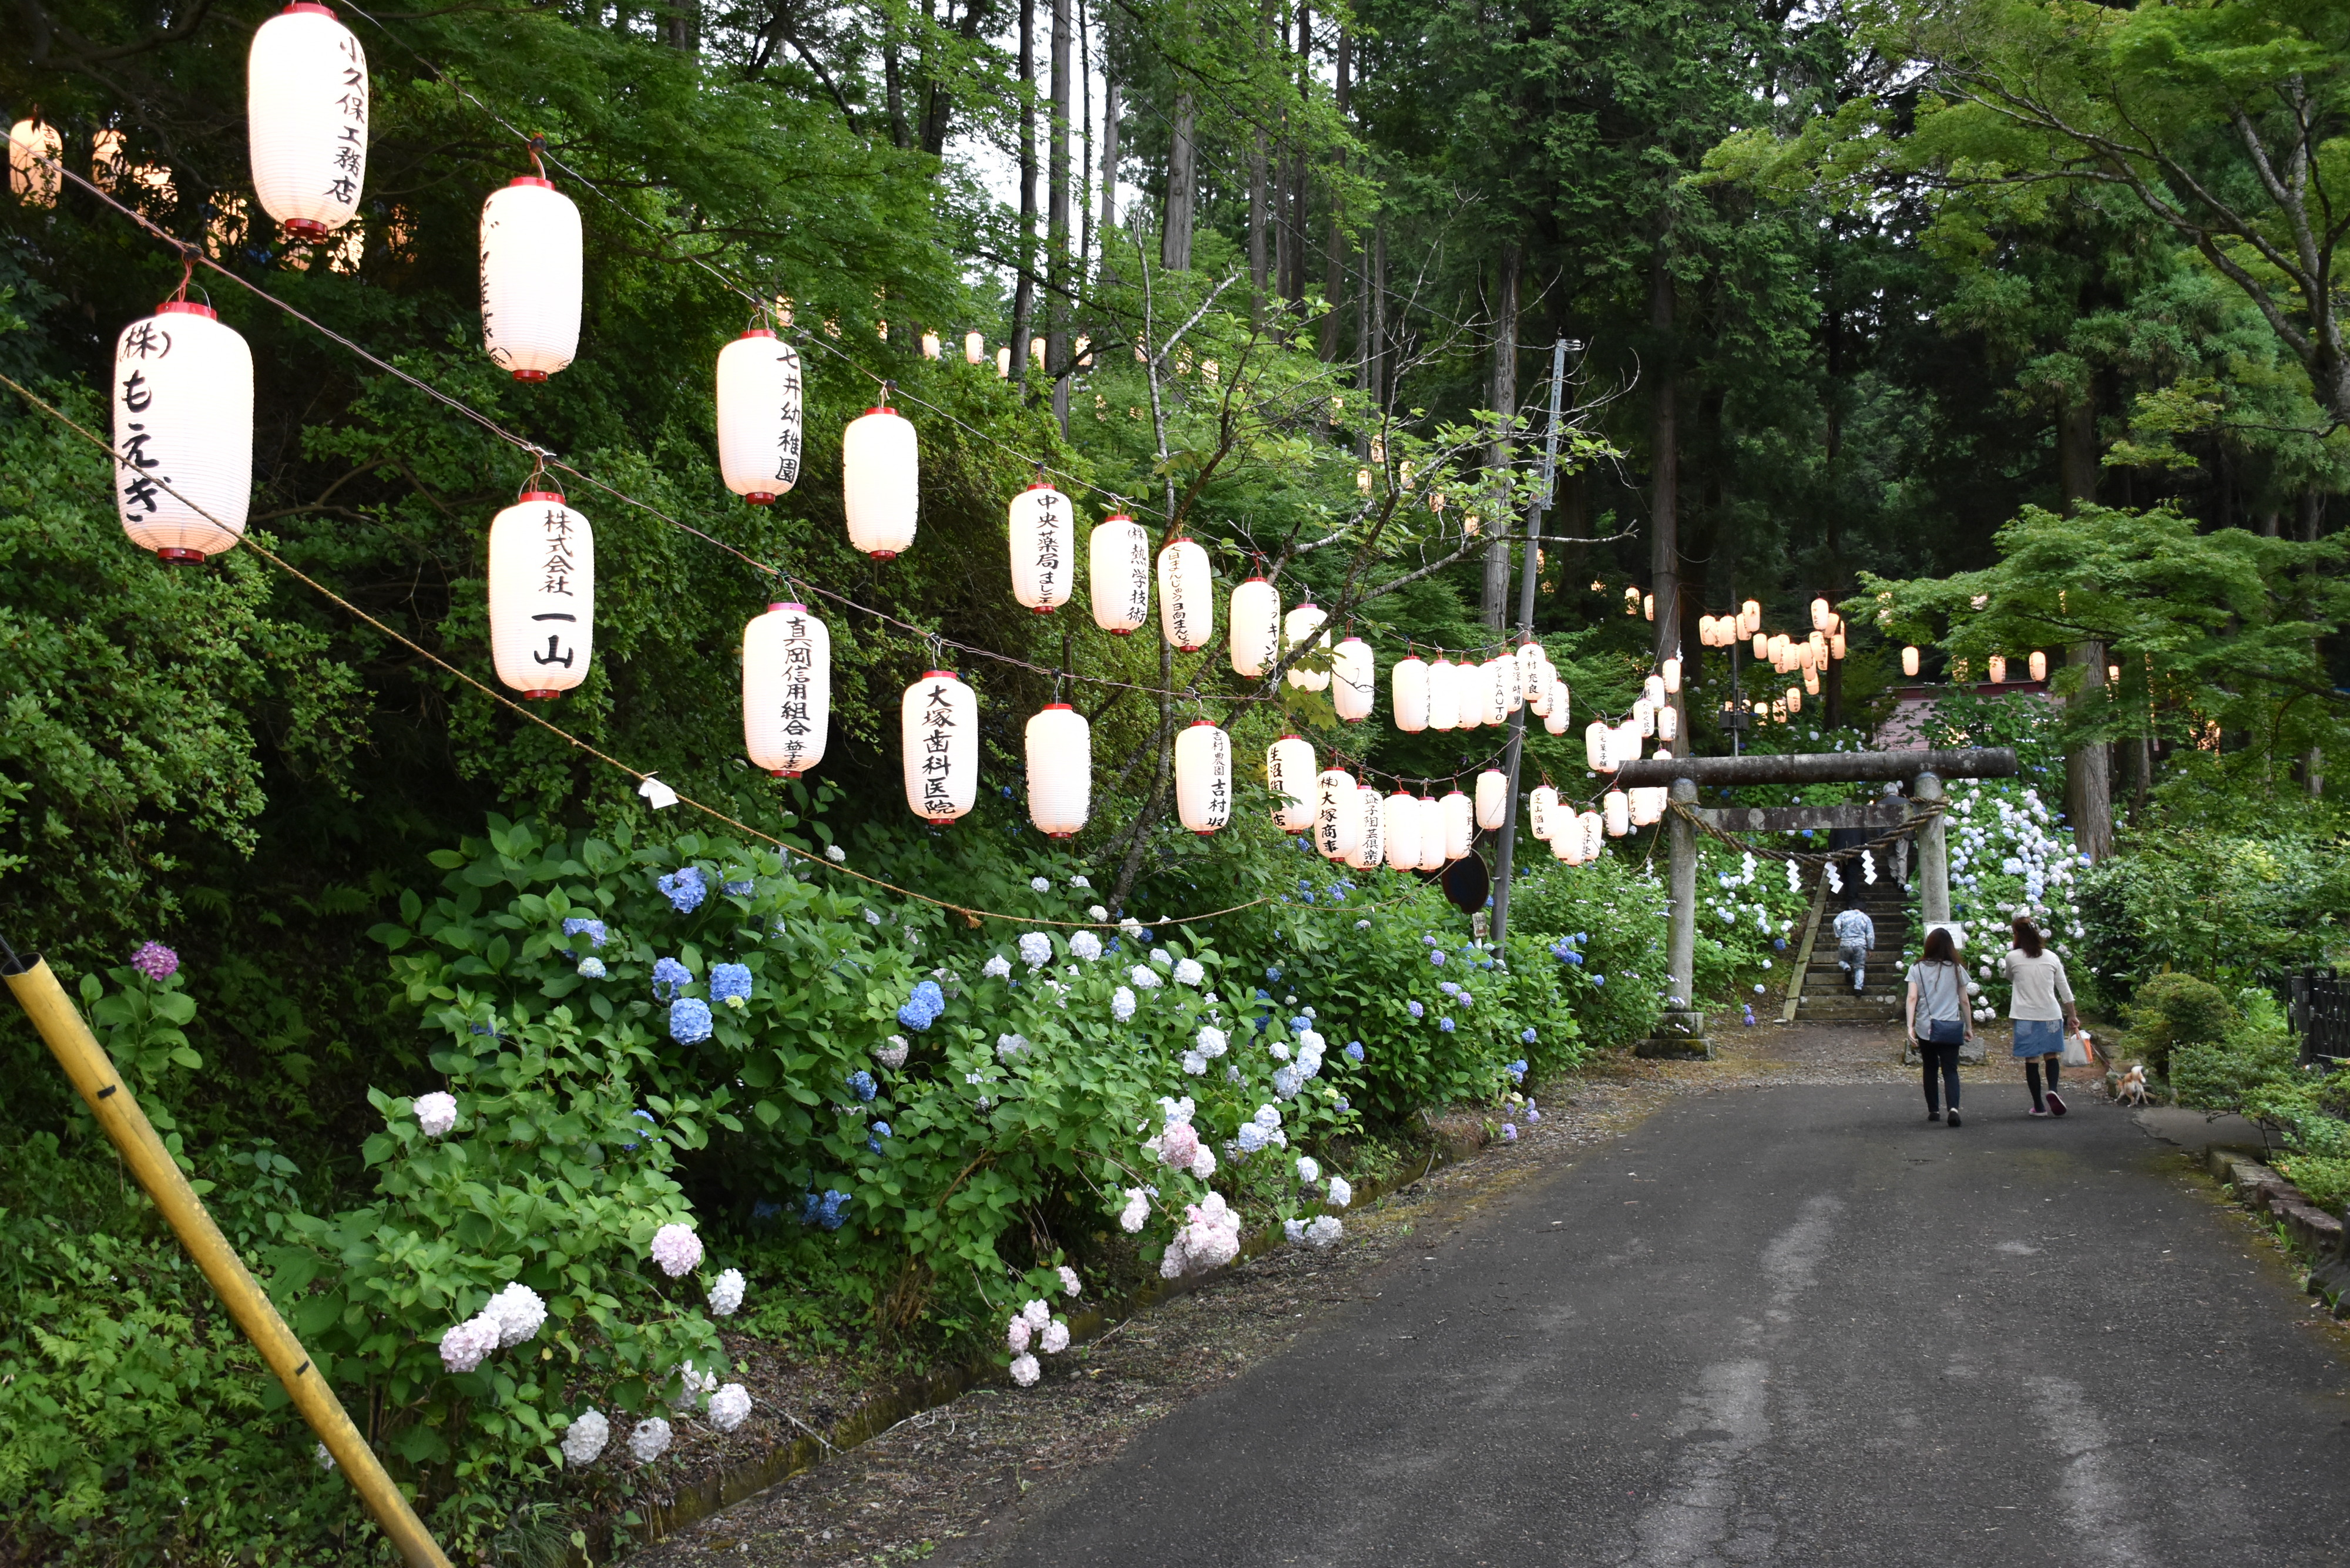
[1346,785,1385,871]
[1025,704,1090,837]
[1314,767,1361,862]
[1229,576,1280,677]
[742,602,828,778]
[1283,603,1331,691]
[1089,514,1150,634]
[1174,720,1232,834]
[844,401,919,558]
[479,170,582,382]
[1157,536,1213,652]
[1266,736,1316,833]
[248,3,368,244]
[1384,790,1419,871]
[1426,657,1461,731]
[902,671,977,822]
[9,115,62,206]
[112,297,253,562]
[1391,652,1429,733]
[1331,635,1374,722]
[716,328,804,503]
[488,490,595,699]
[1009,479,1075,613]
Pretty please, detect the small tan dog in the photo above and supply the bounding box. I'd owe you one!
[2116,1062,2150,1108]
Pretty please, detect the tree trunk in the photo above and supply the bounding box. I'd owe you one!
[2056,384,2111,860]
[1096,66,1120,281]
[1160,92,1194,271]
[1048,0,1072,431]
[666,0,699,53]
[1370,219,1386,407]
[1481,246,1520,629]
[1650,237,1681,687]
[1009,0,1038,376]
[1318,29,1349,361]
[1077,0,1093,281]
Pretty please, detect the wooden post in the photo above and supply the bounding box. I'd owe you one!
[1636,778,1711,1059]
[1913,770,1950,926]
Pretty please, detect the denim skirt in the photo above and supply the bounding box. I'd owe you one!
[2011,1016,2064,1057]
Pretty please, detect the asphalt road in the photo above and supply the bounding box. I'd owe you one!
[967,1086,2350,1567]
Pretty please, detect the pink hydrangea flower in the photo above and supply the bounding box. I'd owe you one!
[129,941,178,981]
[1007,1316,1032,1353]
[437,1314,499,1374]
[1009,1353,1040,1387]
[649,1222,703,1278]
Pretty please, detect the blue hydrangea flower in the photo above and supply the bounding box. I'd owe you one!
[652,956,691,1000]
[1592,974,1606,986]
[1289,1015,1311,1033]
[1429,949,1446,965]
[710,963,753,1004]
[1254,988,1272,1002]
[563,916,609,948]
[867,1121,892,1154]
[1408,1000,1424,1019]
[1520,1028,1537,1045]
[1345,1041,1365,1062]
[670,997,714,1044]
[1134,928,1153,944]
[578,957,607,979]
[723,878,754,896]
[1264,966,1282,983]
[846,1070,878,1103]
[800,1188,852,1229]
[897,978,946,1031]
[1438,981,1461,997]
[623,1108,657,1150]
[1335,1097,1350,1113]
[658,865,707,914]
[1563,951,1584,967]
[1507,1058,1528,1080]
[1439,1016,1456,1032]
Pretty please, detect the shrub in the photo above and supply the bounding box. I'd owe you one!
[2122,972,2237,1078]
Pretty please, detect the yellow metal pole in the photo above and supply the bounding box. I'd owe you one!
[3,952,454,1568]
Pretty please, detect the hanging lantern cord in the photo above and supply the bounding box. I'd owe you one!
[527,135,548,180]
[517,448,550,499]
[170,247,194,303]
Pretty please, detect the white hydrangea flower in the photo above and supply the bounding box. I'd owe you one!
[1150,948,1172,968]
[1236,1122,1267,1153]
[485,1281,547,1347]
[1010,1353,1041,1387]
[437,1314,499,1374]
[1283,1218,1307,1245]
[983,952,1013,979]
[1160,1096,1196,1124]
[1008,1315,1032,1352]
[412,1092,458,1138]
[1180,1050,1206,1075]
[314,1439,335,1471]
[1173,958,1204,986]
[824,844,846,863]
[560,1409,610,1467]
[1019,932,1053,969]
[876,1036,909,1070]
[1089,904,1109,922]
[1040,1319,1070,1354]
[996,1032,1032,1061]
[1327,1175,1352,1208]
[1021,1298,1052,1330]
[1113,987,1137,1022]
[1296,1156,1321,1185]
[1196,1024,1228,1058]
[707,1268,746,1318]
[1298,1028,1324,1056]
[1070,874,1092,888]
[1189,1144,1217,1179]
[1119,1188,1150,1232]
[1070,930,1102,961]
[649,1222,703,1278]
[1270,1041,1291,1062]
[627,1418,673,1463]
[1129,963,1161,989]
[1058,1265,1081,1297]
[1030,876,1052,892]
[1305,1216,1344,1248]
[1273,1065,1305,1099]
[671,1361,719,1411]
[1254,1104,1282,1130]
[708,1384,752,1432]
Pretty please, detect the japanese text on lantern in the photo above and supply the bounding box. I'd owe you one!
[327,35,367,205]
[533,508,580,669]
[1267,746,1293,825]
[777,613,815,771]
[1207,732,1230,825]
[772,349,804,486]
[115,326,170,516]
[1033,490,1065,600]
[918,685,959,817]
[1120,529,1148,622]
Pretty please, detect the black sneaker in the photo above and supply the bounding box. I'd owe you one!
[1928,1110,1942,1123]
[1946,1110,1962,1128]
[2046,1090,2067,1117]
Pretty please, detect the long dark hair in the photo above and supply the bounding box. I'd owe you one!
[2012,916,2043,958]
[1921,926,1958,965]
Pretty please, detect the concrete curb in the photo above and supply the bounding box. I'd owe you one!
[2202,1147,2350,1315]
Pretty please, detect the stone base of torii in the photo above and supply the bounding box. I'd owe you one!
[1608,748,2022,1059]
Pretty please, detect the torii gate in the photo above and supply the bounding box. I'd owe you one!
[1610,747,2020,1059]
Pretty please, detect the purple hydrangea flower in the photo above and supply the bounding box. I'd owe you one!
[1408,1000,1424,1019]
[1439,1016,1456,1032]
[562,917,608,948]
[129,942,178,981]
[1345,1041,1364,1062]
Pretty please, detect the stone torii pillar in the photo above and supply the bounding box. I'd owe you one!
[1614,748,2017,1057]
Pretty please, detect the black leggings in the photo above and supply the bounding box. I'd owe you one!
[2026,1057,2062,1108]
[1918,1040,1961,1112]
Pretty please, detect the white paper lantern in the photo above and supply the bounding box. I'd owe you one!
[1635,697,1656,738]
[902,671,978,822]
[1384,791,1420,871]
[1008,481,1076,613]
[715,330,803,503]
[1485,658,1511,725]
[1475,769,1508,831]
[248,3,368,241]
[844,405,919,558]
[1516,641,1545,696]
[1174,720,1231,834]
[1811,595,1831,630]
[1903,644,1921,678]
[1157,536,1213,651]
[1740,599,1761,636]
[1267,735,1315,832]
[1332,636,1375,722]
[1089,515,1150,634]
[1631,783,1661,828]
[1417,797,1448,871]
[742,602,828,777]
[964,331,985,364]
[9,117,61,206]
[1228,576,1280,676]
[1545,689,1571,736]
[1804,666,1821,696]
[1553,813,1582,863]
[1529,784,1559,842]
[1617,718,1643,764]
[1501,652,1526,713]
[1662,656,1681,695]
[1347,785,1386,871]
[1988,653,2007,684]
[1283,604,1331,691]
[2029,649,2047,682]
[1643,675,1666,710]
[1603,790,1629,838]
[111,301,252,560]
[1392,655,1429,733]
[1657,704,1678,742]
[1025,703,1090,837]
[1440,791,1473,861]
[1529,679,1551,719]
[1584,719,1610,771]
[488,490,595,697]
[479,177,582,381]
[1787,684,1803,714]
[1314,768,1361,861]
[1426,659,1460,730]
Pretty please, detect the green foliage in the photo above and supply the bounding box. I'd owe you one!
[2074,825,2350,998]
[2120,972,2236,1079]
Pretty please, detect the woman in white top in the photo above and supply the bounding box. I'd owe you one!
[2004,915,2080,1117]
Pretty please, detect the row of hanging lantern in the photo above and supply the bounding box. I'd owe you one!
[1898,645,2049,684]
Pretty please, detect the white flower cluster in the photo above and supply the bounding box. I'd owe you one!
[1129,963,1161,989]
[1059,1265,1082,1297]
[1173,957,1204,986]
[996,1032,1032,1062]
[1113,986,1137,1022]
[1161,1191,1243,1277]
[876,1035,909,1070]
[1019,931,1053,968]
[983,952,1013,979]
[1118,1187,1151,1232]
[560,1409,610,1466]
[412,1092,458,1138]
[1070,930,1103,962]
[628,1416,672,1462]
[1296,1155,1320,1184]
[707,1383,753,1432]
[649,1221,704,1278]
[671,1360,719,1411]
[1089,904,1109,921]
[1327,1175,1352,1208]
[1030,875,1052,892]
[1282,1215,1345,1249]
[436,1281,547,1373]
[707,1267,746,1317]
[1007,1294,1077,1388]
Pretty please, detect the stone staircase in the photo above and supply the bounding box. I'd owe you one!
[1790,884,1910,1026]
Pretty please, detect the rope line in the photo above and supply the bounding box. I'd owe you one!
[1668,798,1946,868]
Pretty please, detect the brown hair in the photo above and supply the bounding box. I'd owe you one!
[2012,916,2043,958]
[1921,926,1958,965]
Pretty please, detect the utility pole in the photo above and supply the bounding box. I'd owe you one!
[1490,337,1573,949]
